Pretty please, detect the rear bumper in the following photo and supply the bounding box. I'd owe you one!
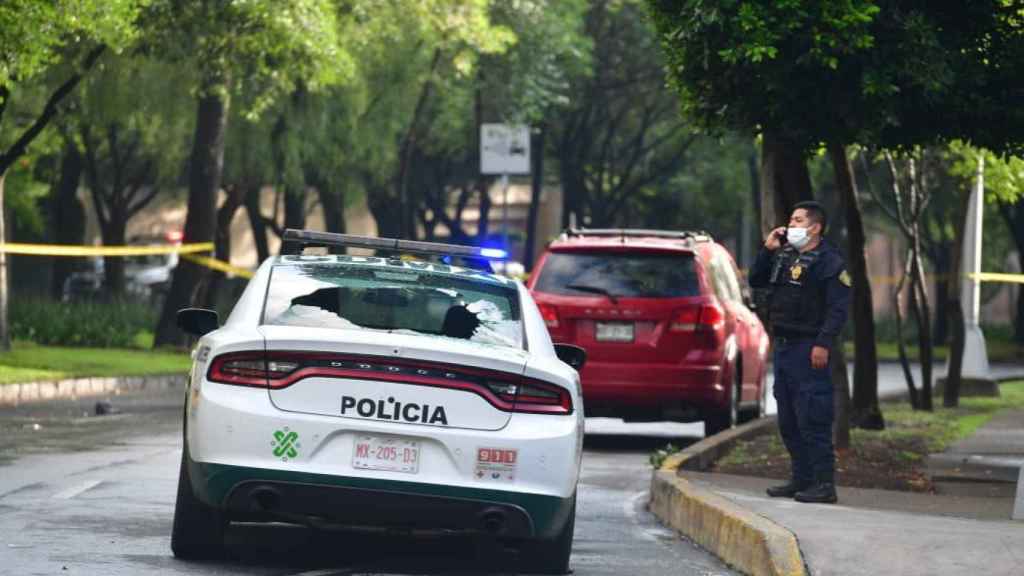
[185,381,581,539]
[188,458,573,539]
[579,361,726,418]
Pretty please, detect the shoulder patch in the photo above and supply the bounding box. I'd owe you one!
[839,270,852,287]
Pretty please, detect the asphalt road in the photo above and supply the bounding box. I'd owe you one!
[0,389,736,576]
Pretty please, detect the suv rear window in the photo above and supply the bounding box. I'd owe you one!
[262,256,523,349]
[534,252,700,298]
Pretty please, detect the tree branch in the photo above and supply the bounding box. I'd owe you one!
[0,45,105,175]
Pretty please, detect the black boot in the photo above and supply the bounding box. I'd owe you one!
[794,470,838,504]
[766,480,810,498]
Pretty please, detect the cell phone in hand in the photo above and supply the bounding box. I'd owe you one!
[777,228,788,245]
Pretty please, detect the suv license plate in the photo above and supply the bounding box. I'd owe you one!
[353,434,420,474]
[596,322,634,342]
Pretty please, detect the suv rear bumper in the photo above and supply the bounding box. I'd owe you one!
[579,361,727,419]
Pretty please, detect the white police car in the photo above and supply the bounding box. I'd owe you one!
[171,230,586,574]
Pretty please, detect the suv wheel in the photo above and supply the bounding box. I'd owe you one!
[703,360,738,436]
[171,447,227,560]
[737,358,765,424]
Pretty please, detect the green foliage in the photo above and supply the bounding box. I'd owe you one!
[2,159,48,236]
[10,297,158,348]
[143,0,357,112]
[647,1,1024,154]
[0,0,144,89]
[648,442,682,468]
[0,340,189,384]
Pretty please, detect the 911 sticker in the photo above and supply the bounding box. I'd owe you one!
[475,448,517,482]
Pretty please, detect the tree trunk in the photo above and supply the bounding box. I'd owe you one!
[524,126,545,271]
[998,204,1024,342]
[829,142,883,430]
[50,142,86,300]
[832,336,852,451]
[154,87,229,348]
[367,186,403,239]
[476,181,492,243]
[100,216,127,297]
[911,241,934,411]
[318,187,346,235]
[283,187,306,230]
[894,256,920,409]
[202,184,245,310]
[944,189,972,408]
[749,144,763,237]
[244,185,270,263]
[760,131,812,234]
[932,248,950,345]
[0,172,8,350]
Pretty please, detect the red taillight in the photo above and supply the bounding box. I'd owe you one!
[670,303,725,332]
[207,351,572,415]
[207,352,298,388]
[537,303,560,329]
[514,381,573,414]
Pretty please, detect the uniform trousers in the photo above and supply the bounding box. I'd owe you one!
[772,337,835,485]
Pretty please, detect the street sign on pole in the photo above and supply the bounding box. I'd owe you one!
[481,124,531,175]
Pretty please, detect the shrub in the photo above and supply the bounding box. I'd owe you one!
[10,297,157,348]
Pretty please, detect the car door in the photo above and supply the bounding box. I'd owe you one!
[707,249,757,402]
[720,251,763,402]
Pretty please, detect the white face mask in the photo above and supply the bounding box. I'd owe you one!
[786,226,810,248]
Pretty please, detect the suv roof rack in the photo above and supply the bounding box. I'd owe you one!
[280,229,503,272]
[559,228,712,242]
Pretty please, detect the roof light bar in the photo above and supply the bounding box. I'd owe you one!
[280,229,506,270]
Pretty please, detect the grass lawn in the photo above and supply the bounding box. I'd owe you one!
[708,380,1024,492]
[0,341,190,385]
[844,339,1023,363]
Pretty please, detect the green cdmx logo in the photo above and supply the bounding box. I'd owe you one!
[272,427,300,461]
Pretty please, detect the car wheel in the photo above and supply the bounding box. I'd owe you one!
[524,493,576,574]
[171,446,226,560]
[704,360,739,436]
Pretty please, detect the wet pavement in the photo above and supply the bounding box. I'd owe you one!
[0,388,736,576]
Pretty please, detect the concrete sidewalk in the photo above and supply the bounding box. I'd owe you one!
[680,407,1024,576]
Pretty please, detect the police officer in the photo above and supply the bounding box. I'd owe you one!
[749,201,851,504]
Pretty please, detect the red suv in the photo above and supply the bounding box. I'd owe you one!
[528,229,769,436]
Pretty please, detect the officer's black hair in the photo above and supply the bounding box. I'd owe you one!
[792,201,827,235]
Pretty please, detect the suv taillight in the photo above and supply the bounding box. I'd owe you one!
[537,303,560,329]
[670,303,725,333]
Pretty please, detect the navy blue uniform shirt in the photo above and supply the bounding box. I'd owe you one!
[749,239,851,350]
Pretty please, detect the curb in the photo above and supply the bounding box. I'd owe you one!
[649,417,808,576]
[0,374,187,407]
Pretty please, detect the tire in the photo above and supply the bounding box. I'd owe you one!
[737,357,762,424]
[524,493,576,574]
[704,360,739,436]
[171,447,227,560]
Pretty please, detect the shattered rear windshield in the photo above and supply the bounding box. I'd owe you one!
[262,255,524,350]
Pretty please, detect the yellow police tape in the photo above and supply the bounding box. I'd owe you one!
[0,241,254,279]
[969,272,1024,285]
[0,242,214,256]
[180,253,255,279]
[1,242,1017,285]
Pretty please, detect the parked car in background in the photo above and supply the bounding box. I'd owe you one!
[63,232,180,304]
[528,229,769,436]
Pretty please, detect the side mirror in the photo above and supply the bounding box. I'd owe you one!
[177,308,219,337]
[554,343,587,370]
